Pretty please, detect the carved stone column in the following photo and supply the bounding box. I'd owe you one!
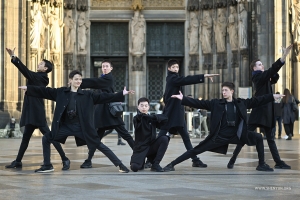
[240,49,249,87]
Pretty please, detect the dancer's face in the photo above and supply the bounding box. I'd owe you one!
[253,61,264,71]
[102,62,113,74]
[168,64,179,73]
[69,74,82,88]
[37,61,48,72]
[222,86,234,99]
[137,101,149,114]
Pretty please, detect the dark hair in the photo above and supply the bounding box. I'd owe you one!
[282,88,292,104]
[138,97,149,105]
[69,70,82,79]
[221,82,235,91]
[276,92,280,94]
[187,94,193,97]
[167,59,179,68]
[43,59,53,73]
[102,60,113,68]
[250,59,260,71]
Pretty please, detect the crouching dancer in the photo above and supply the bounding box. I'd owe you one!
[163,82,284,172]
[19,70,134,173]
[130,97,169,172]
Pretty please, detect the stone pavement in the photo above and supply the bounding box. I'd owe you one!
[0,134,300,200]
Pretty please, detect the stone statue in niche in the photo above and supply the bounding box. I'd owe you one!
[49,7,64,52]
[187,0,199,11]
[130,10,146,55]
[188,12,199,54]
[200,10,212,54]
[30,3,48,49]
[290,0,300,42]
[77,12,90,53]
[238,3,248,49]
[64,10,75,52]
[228,6,238,51]
[214,8,227,52]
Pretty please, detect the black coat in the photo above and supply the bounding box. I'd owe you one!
[80,73,124,128]
[161,71,204,130]
[130,113,168,167]
[181,94,275,154]
[26,85,124,149]
[12,58,49,127]
[248,59,284,127]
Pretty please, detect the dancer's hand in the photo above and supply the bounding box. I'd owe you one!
[280,44,293,62]
[171,91,183,100]
[273,94,285,100]
[6,47,16,57]
[123,86,135,95]
[204,74,219,82]
[19,86,27,91]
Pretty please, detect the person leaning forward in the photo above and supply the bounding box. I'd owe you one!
[18,70,134,173]
[163,82,285,172]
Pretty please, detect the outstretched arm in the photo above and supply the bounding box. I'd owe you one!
[81,76,111,89]
[171,74,219,87]
[92,86,134,104]
[171,91,212,110]
[244,94,285,109]
[19,85,58,101]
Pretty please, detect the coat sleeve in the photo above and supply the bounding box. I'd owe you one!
[255,59,284,86]
[11,57,39,81]
[26,85,58,101]
[170,74,205,87]
[181,97,212,110]
[243,94,274,109]
[154,114,168,128]
[81,76,111,89]
[92,91,124,104]
[270,73,280,84]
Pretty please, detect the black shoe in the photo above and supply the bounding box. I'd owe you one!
[144,160,152,169]
[151,164,164,172]
[275,161,291,169]
[227,162,234,169]
[256,163,274,172]
[35,165,54,173]
[5,160,22,168]
[62,159,70,170]
[117,140,126,145]
[80,160,92,168]
[119,163,129,173]
[163,163,175,172]
[192,160,207,168]
[278,135,281,139]
[286,135,292,140]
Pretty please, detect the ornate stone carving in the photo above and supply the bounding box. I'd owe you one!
[228,0,238,6]
[293,42,300,62]
[188,11,199,55]
[131,0,144,10]
[214,8,227,53]
[238,3,248,49]
[77,12,90,54]
[77,0,88,11]
[50,0,62,7]
[131,55,143,71]
[200,0,213,10]
[231,51,239,68]
[228,6,239,51]
[50,52,60,69]
[200,10,212,54]
[64,10,75,53]
[189,54,199,70]
[64,0,75,9]
[77,55,86,71]
[187,0,199,11]
[49,7,64,53]
[203,54,213,70]
[214,0,227,8]
[216,53,227,69]
[290,0,300,43]
[30,3,48,49]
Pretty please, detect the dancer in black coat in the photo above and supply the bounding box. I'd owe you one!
[80,60,134,168]
[5,48,69,170]
[19,70,134,173]
[163,82,285,172]
[227,45,293,170]
[130,97,169,172]
[157,59,218,168]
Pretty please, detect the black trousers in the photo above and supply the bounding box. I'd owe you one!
[131,136,169,172]
[99,125,134,148]
[158,122,200,162]
[230,124,282,164]
[15,124,66,162]
[283,123,294,137]
[171,133,265,166]
[43,123,121,166]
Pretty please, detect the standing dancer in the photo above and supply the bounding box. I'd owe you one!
[5,48,70,170]
[80,60,134,168]
[227,45,293,169]
[157,59,219,168]
[19,70,133,173]
[164,82,284,172]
